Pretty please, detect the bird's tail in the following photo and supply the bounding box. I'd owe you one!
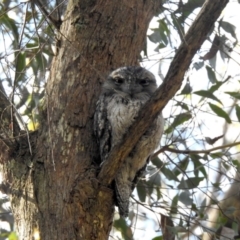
[114,174,132,218]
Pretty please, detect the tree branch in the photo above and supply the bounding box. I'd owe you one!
[153,141,240,157]
[32,0,62,29]
[98,0,229,186]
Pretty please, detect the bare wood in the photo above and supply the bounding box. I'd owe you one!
[98,0,229,185]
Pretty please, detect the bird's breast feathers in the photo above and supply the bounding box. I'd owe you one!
[106,96,143,145]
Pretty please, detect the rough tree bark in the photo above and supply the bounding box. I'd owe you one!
[0,0,228,239]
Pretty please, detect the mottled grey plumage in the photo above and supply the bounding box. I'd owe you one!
[94,66,164,217]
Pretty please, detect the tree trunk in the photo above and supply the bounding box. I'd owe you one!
[0,1,161,239]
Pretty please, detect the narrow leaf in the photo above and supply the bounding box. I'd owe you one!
[172,156,189,176]
[209,80,226,93]
[148,29,161,43]
[193,61,204,70]
[236,105,240,122]
[220,21,237,42]
[165,113,192,134]
[158,19,169,45]
[194,90,222,104]
[152,237,163,240]
[179,82,192,95]
[170,195,179,214]
[178,177,204,189]
[206,66,217,83]
[136,181,147,202]
[15,52,26,83]
[209,103,231,123]
[179,191,193,205]
[0,14,19,47]
[175,102,189,111]
[161,167,179,181]
[151,157,163,168]
[225,91,240,100]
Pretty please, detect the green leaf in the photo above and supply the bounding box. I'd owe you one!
[236,105,240,122]
[161,167,179,181]
[179,191,193,205]
[194,90,221,104]
[191,155,207,178]
[0,14,19,47]
[171,14,185,41]
[175,102,189,111]
[206,66,217,83]
[151,157,164,168]
[148,19,170,46]
[165,113,192,134]
[158,19,170,34]
[225,91,240,100]
[155,42,166,50]
[113,218,133,239]
[8,232,18,240]
[209,103,231,123]
[220,21,237,42]
[232,222,239,236]
[172,156,189,176]
[178,177,204,189]
[158,19,170,45]
[232,159,240,172]
[174,0,204,22]
[210,152,223,159]
[148,29,161,43]
[209,80,225,93]
[136,181,147,202]
[15,52,26,83]
[179,82,192,95]
[170,195,179,214]
[193,61,204,70]
[35,52,47,72]
[152,237,163,240]
[156,186,162,200]
[199,198,207,218]
[149,172,161,186]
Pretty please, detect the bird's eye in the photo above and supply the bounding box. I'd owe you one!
[139,79,149,86]
[114,78,124,85]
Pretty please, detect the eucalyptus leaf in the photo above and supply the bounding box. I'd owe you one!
[209,103,231,123]
[236,105,240,122]
[178,177,204,189]
[194,90,221,104]
[165,113,192,134]
[136,181,147,202]
[206,65,217,83]
[225,91,240,100]
[179,191,193,205]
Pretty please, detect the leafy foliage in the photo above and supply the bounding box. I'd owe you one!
[1,0,240,240]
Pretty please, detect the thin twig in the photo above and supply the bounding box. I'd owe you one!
[153,141,240,157]
[18,2,29,48]
[32,0,62,29]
